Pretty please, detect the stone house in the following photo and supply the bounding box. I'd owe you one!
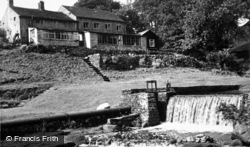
[59,5,148,50]
[1,0,159,50]
[1,0,79,46]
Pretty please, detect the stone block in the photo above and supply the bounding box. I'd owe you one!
[103,124,117,132]
[107,113,140,125]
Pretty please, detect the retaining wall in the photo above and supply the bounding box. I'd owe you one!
[0,107,131,139]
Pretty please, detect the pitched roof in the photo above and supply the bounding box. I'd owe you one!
[11,6,75,22]
[138,29,158,38]
[138,29,151,36]
[62,6,124,22]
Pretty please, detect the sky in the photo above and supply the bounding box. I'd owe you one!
[0,0,128,20]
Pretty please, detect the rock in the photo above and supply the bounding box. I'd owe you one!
[96,103,110,110]
[186,136,195,142]
[230,139,243,146]
[196,134,206,138]
[107,113,140,126]
[233,123,250,145]
[170,138,177,144]
[182,143,220,147]
[103,124,117,132]
[78,144,97,147]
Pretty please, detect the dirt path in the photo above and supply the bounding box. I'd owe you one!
[1,68,250,121]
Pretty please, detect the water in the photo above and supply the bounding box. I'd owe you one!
[166,94,243,127]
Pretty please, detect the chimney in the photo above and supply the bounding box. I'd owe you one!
[8,0,14,7]
[38,1,45,10]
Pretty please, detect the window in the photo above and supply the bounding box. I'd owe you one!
[94,23,99,29]
[13,17,16,21]
[83,22,89,28]
[49,32,55,39]
[43,32,49,39]
[149,39,155,47]
[44,31,69,40]
[98,34,118,44]
[117,24,122,31]
[105,23,111,30]
[123,35,140,46]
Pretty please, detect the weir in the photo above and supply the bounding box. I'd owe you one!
[122,83,249,132]
[166,94,243,126]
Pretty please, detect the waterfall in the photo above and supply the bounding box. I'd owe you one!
[166,94,243,127]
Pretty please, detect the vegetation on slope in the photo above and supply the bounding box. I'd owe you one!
[0,48,102,84]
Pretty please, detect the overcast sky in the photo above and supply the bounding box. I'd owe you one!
[0,0,127,19]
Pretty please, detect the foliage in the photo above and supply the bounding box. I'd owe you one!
[68,47,147,57]
[182,0,248,54]
[74,0,121,11]
[217,102,250,126]
[116,5,146,34]
[206,50,249,75]
[133,0,186,47]
[101,55,140,70]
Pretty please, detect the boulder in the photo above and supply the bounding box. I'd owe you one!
[102,124,117,132]
[107,113,140,126]
[233,123,250,145]
[229,139,243,146]
[96,103,110,110]
[182,143,220,147]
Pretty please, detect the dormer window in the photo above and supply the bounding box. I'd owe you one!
[105,23,111,30]
[83,22,89,28]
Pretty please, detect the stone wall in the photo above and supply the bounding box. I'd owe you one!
[122,91,160,126]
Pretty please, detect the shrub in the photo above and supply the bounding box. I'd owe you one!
[217,102,250,126]
[101,55,140,70]
[206,50,249,75]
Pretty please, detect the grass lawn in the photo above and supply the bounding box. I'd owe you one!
[1,67,250,121]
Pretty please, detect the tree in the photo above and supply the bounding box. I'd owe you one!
[74,0,121,11]
[116,5,146,34]
[133,0,187,49]
[182,0,248,55]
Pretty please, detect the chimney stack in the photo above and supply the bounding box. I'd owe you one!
[8,0,14,7]
[38,1,45,10]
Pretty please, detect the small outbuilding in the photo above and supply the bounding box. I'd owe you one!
[138,30,159,51]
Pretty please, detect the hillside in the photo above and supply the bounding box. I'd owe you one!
[0,48,102,84]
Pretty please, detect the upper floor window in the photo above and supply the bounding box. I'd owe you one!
[105,23,111,30]
[94,23,99,29]
[13,17,16,21]
[117,24,122,31]
[83,22,89,28]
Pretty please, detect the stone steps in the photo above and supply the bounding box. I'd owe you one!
[83,58,110,82]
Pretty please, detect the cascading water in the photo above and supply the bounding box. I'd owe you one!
[166,94,243,127]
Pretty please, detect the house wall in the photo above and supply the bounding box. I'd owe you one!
[36,29,79,46]
[20,17,78,44]
[1,7,20,42]
[77,18,126,34]
[85,32,147,50]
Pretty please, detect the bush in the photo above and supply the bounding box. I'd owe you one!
[217,102,250,126]
[206,50,249,75]
[101,55,140,70]
[68,47,147,57]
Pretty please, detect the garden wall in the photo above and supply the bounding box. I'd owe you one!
[87,53,204,71]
